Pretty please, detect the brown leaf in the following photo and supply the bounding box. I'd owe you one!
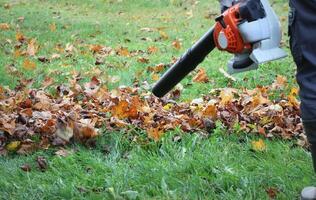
[36,156,48,172]
[20,164,31,172]
[193,68,209,83]
[137,57,149,63]
[265,187,279,199]
[49,23,56,32]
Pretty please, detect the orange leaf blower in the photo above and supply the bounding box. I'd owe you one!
[152,0,286,97]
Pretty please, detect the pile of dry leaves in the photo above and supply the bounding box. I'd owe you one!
[0,74,306,156]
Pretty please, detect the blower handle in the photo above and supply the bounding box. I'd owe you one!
[152,27,216,97]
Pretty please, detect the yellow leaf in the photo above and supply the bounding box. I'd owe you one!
[151,73,160,81]
[163,103,173,111]
[0,23,10,30]
[251,139,266,151]
[23,59,36,70]
[159,31,169,40]
[6,141,21,151]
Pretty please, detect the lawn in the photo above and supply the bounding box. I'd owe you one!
[0,0,315,199]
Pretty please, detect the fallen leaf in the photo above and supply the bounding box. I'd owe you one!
[159,31,169,40]
[23,59,36,70]
[49,23,56,32]
[193,68,209,83]
[36,156,48,172]
[251,139,266,151]
[0,23,10,30]
[147,46,158,54]
[172,40,181,50]
[147,128,164,141]
[27,39,38,56]
[6,141,21,151]
[16,32,26,42]
[20,164,31,172]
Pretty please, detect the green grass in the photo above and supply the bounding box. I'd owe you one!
[0,0,315,199]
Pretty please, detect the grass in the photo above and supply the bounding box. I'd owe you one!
[0,0,315,199]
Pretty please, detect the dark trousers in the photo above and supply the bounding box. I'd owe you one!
[289,0,316,144]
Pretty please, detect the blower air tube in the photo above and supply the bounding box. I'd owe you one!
[152,27,216,97]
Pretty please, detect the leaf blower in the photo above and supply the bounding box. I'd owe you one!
[152,0,287,98]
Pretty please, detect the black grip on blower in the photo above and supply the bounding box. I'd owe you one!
[152,27,216,97]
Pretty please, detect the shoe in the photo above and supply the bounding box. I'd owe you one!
[301,187,316,200]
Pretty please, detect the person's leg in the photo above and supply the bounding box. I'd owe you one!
[289,0,316,199]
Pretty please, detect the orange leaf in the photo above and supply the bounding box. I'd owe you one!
[193,68,209,83]
[137,57,149,63]
[0,23,10,30]
[89,44,103,53]
[116,47,130,57]
[147,128,164,141]
[147,46,158,54]
[23,59,36,70]
[203,104,217,119]
[16,32,26,42]
[172,40,181,50]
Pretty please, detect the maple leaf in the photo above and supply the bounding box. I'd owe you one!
[192,68,209,83]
